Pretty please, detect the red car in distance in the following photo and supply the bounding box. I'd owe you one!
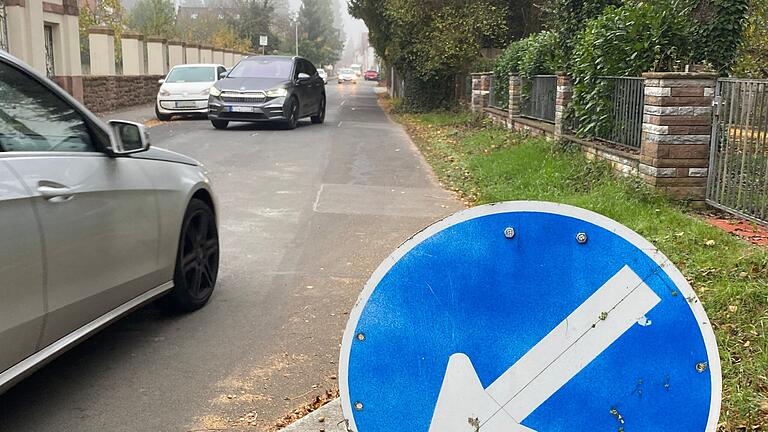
[364,70,380,81]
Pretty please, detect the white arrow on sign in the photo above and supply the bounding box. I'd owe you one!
[428,265,661,432]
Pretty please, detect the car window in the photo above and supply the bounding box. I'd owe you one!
[293,60,305,79]
[0,61,96,153]
[166,66,216,83]
[304,60,317,76]
[228,58,293,79]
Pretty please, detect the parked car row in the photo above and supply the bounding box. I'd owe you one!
[155,56,327,131]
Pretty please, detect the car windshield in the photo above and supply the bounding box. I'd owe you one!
[165,66,215,83]
[228,58,293,79]
[341,69,354,74]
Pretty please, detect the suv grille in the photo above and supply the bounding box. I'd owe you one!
[221,92,267,104]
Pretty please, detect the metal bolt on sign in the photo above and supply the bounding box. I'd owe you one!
[354,401,364,411]
[356,332,365,342]
[576,232,588,244]
[696,362,708,373]
[504,227,516,239]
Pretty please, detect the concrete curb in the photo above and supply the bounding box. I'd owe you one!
[279,399,347,431]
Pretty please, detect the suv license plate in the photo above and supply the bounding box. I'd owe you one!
[230,106,256,113]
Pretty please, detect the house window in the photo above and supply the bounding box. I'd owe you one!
[43,24,55,77]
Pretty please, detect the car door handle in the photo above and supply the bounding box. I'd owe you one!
[37,183,75,202]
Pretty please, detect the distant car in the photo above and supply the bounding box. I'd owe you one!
[208,55,326,130]
[156,64,227,121]
[364,70,379,81]
[317,69,328,84]
[0,50,219,394]
[338,68,357,84]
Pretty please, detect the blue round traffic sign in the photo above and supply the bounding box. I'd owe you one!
[340,202,721,432]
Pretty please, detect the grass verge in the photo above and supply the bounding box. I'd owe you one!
[391,108,768,430]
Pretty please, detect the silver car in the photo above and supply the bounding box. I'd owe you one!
[0,51,219,393]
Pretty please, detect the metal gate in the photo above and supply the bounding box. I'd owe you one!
[0,0,8,52]
[708,78,768,225]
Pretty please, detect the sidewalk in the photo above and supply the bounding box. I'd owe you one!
[97,103,160,126]
[279,399,346,432]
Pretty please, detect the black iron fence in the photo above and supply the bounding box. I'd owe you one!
[594,77,645,149]
[521,75,556,123]
[708,78,768,226]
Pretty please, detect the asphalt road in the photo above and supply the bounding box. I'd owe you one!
[0,81,461,431]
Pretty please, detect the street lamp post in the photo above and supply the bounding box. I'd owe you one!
[294,19,299,56]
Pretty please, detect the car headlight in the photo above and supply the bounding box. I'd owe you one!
[209,86,222,97]
[201,87,212,95]
[265,88,288,98]
[159,87,171,96]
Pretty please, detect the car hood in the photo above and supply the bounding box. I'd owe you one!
[160,81,215,96]
[133,147,200,166]
[217,77,291,92]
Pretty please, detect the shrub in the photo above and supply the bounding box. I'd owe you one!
[570,2,695,138]
[492,31,561,109]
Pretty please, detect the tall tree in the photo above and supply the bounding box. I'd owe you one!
[349,0,507,111]
[79,0,127,65]
[298,0,344,67]
[232,0,280,53]
[128,0,176,38]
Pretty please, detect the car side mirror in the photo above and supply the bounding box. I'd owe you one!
[219,71,228,79]
[158,78,165,84]
[297,72,311,82]
[108,120,150,155]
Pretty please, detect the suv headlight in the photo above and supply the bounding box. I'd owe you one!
[265,88,288,98]
[209,86,222,97]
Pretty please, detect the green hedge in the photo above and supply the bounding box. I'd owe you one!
[570,2,695,138]
[492,31,560,109]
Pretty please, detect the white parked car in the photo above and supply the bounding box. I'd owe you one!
[156,64,227,121]
[0,51,219,394]
[338,68,357,84]
[317,68,328,84]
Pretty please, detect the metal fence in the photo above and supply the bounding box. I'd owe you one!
[521,75,556,123]
[708,78,768,225]
[593,77,645,149]
[488,74,506,110]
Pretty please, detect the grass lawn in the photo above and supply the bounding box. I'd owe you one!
[391,108,768,430]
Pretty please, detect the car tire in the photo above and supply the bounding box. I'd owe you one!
[311,95,326,124]
[164,199,219,313]
[155,104,172,121]
[285,97,299,130]
[211,120,229,129]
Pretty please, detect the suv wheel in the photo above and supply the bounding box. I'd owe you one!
[285,97,299,129]
[211,120,229,129]
[165,199,219,312]
[311,95,326,124]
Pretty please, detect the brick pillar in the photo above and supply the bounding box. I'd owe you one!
[146,36,167,74]
[88,26,115,75]
[121,31,143,75]
[471,72,491,113]
[554,73,573,141]
[168,41,185,68]
[640,72,717,201]
[508,74,522,120]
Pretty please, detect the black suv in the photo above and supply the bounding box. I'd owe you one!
[208,56,326,130]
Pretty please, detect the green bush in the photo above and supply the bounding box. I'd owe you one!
[570,2,695,138]
[492,31,560,109]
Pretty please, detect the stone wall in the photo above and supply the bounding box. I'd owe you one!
[82,75,163,113]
